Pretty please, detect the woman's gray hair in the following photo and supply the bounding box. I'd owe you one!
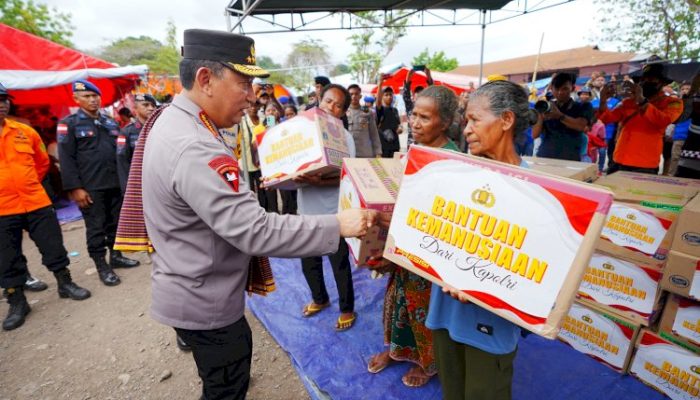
[470,80,531,141]
[416,86,458,128]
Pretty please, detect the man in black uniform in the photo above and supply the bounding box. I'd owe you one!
[57,80,139,287]
[117,94,156,193]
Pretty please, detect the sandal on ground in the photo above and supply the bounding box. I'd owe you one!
[367,350,395,374]
[302,302,330,318]
[402,366,432,388]
[335,312,357,331]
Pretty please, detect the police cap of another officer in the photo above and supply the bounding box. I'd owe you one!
[182,29,270,78]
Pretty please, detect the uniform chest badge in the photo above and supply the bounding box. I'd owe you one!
[57,124,68,143]
[208,155,239,192]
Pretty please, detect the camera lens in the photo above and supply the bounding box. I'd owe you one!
[534,100,551,114]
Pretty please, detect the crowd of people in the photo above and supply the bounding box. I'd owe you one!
[1,26,699,400]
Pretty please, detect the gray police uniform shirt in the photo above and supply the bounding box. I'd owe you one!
[142,95,341,330]
[297,130,355,216]
[346,106,382,158]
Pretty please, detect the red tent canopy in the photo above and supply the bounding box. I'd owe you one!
[0,23,146,107]
[373,67,470,96]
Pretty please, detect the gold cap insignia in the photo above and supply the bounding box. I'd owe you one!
[75,82,86,90]
[246,44,256,64]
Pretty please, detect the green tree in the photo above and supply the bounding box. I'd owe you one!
[596,0,700,61]
[284,38,331,93]
[98,20,180,74]
[411,48,459,72]
[347,11,408,83]
[0,0,74,47]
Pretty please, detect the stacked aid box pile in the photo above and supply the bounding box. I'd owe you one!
[555,172,700,399]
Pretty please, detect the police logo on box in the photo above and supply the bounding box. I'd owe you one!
[208,155,239,192]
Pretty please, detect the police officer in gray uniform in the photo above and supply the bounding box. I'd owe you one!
[116,93,156,193]
[139,29,376,400]
[347,84,382,158]
[57,81,139,287]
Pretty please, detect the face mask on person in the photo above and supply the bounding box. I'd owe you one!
[641,82,661,99]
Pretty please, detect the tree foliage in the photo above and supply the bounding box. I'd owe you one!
[347,11,408,83]
[98,20,180,74]
[0,0,74,47]
[411,48,459,72]
[284,38,331,93]
[596,0,700,61]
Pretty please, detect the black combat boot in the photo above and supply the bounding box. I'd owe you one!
[92,255,121,286]
[2,287,31,331]
[109,249,140,269]
[54,268,91,300]
[24,275,48,292]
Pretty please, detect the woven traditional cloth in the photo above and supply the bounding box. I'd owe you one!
[114,103,275,296]
[114,105,169,252]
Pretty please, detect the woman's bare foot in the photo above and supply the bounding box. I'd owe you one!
[402,366,431,387]
[367,350,394,374]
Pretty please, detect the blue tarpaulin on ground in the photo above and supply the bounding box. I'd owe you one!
[246,257,665,400]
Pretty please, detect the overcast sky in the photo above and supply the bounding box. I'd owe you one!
[46,0,605,69]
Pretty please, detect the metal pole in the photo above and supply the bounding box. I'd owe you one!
[478,10,486,86]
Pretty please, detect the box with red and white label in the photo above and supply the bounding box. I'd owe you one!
[339,158,403,267]
[577,251,664,326]
[659,294,700,348]
[629,329,700,400]
[596,202,678,268]
[661,251,700,301]
[558,302,641,372]
[383,145,613,338]
[257,108,350,190]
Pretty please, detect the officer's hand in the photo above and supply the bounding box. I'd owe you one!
[337,209,379,238]
[70,188,93,208]
[441,283,471,304]
[293,172,323,186]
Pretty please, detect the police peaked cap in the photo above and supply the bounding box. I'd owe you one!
[73,80,102,96]
[182,29,270,78]
[134,93,157,106]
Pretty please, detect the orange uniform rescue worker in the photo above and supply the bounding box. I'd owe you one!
[0,81,91,331]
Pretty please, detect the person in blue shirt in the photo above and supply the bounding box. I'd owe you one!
[427,80,533,400]
[591,96,620,172]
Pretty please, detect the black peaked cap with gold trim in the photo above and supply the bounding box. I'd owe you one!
[182,29,270,78]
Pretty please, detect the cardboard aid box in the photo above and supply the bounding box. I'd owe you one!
[597,201,678,268]
[577,251,664,326]
[522,156,598,183]
[339,158,403,266]
[662,251,700,300]
[659,294,700,348]
[383,145,613,338]
[629,329,700,400]
[595,171,700,208]
[257,108,350,190]
[558,302,641,373]
[671,194,700,258]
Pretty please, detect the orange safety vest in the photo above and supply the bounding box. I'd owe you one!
[0,119,51,216]
[599,95,683,169]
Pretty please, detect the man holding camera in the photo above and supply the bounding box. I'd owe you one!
[532,73,593,161]
[598,64,683,175]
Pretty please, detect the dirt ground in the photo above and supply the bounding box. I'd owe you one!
[0,220,310,400]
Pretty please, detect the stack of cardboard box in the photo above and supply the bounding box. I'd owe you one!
[557,171,700,399]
